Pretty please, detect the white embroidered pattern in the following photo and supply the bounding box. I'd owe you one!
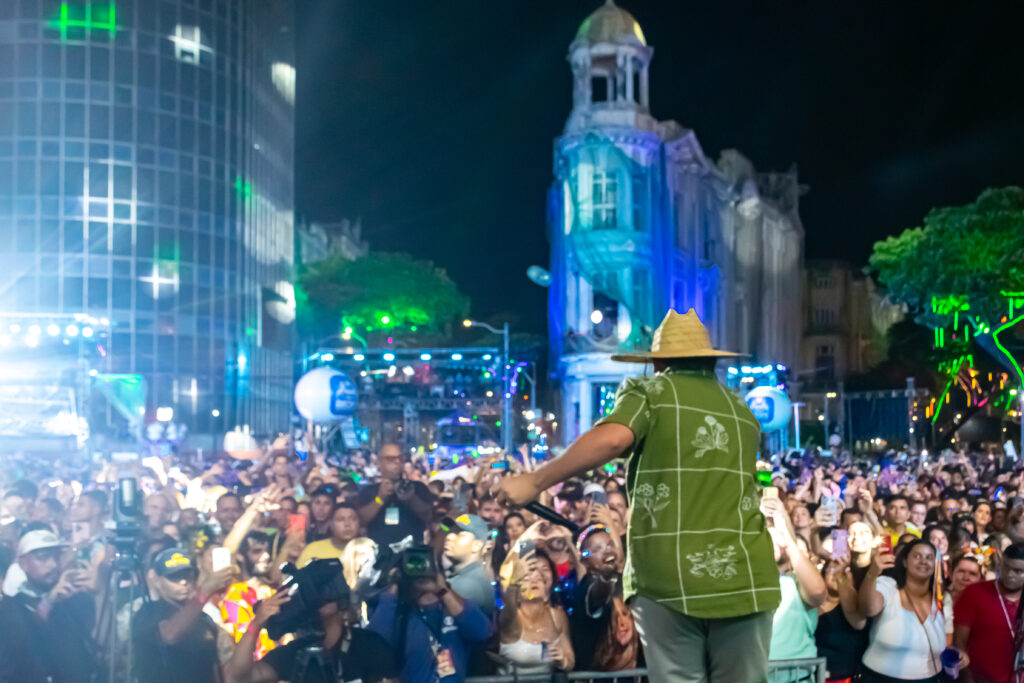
[686,544,739,580]
[634,482,671,528]
[691,415,728,458]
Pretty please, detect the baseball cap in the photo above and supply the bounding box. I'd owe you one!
[17,529,67,557]
[150,548,198,580]
[441,514,490,542]
[583,483,606,498]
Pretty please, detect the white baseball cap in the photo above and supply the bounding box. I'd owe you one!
[17,529,67,558]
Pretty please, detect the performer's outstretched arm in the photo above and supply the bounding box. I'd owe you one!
[499,423,634,506]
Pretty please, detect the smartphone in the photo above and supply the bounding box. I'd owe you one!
[585,489,609,506]
[541,641,549,660]
[491,460,509,471]
[763,486,779,500]
[830,529,849,560]
[515,539,536,557]
[212,547,232,572]
[288,513,308,536]
[880,535,893,555]
[821,495,838,520]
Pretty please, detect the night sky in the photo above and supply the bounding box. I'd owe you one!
[294,1,1024,334]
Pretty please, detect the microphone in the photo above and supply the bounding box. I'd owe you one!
[524,501,580,535]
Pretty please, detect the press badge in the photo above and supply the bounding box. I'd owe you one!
[436,648,456,677]
[385,507,400,526]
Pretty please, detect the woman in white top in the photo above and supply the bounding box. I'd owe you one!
[858,538,968,682]
[498,544,574,674]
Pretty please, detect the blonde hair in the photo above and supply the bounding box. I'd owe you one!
[340,537,377,589]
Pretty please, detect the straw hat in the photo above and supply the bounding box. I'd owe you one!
[611,308,741,363]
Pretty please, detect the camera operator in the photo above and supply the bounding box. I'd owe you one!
[0,529,98,682]
[223,590,397,683]
[357,443,434,547]
[368,548,494,683]
[132,547,234,683]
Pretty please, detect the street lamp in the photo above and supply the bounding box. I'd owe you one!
[465,319,512,453]
[824,392,837,437]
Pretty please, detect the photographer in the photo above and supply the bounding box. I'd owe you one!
[357,444,433,548]
[132,548,234,683]
[224,590,397,683]
[368,549,493,683]
[441,513,495,616]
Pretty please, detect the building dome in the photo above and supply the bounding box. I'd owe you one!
[575,0,647,47]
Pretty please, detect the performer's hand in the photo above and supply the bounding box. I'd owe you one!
[497,472,542,506]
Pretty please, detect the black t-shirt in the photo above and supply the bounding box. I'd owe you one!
[569,573,616,671]
[815,606,870,679]
[357,481,433,548]
[132,599,219,683]
[0,591,97,683]
[262,628,396,683]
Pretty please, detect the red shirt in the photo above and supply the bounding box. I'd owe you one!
[954,580,1019,683]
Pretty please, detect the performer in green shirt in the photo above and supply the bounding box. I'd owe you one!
[500,308,780,682]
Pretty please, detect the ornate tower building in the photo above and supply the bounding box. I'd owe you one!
[549,1,804,442]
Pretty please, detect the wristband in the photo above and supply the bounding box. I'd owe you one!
[375,496,384,505]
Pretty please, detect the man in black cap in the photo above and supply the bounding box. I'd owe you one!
[133,548,233,683]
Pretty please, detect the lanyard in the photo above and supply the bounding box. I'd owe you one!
[998,584,1016,634]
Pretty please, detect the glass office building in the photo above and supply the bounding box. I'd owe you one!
[0,0,296,440]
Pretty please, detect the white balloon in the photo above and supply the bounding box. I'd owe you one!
[744,386,792,432]
[294,367,358,422]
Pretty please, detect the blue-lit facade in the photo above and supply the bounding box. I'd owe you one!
[0,0,296,440]
[550,2,804,442]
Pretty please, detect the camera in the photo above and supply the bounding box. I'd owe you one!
[369,536,438,593]
[265,558,351,640]
[107,477,144,557]
[395,478,412,497]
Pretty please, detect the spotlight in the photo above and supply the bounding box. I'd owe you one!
[353,354,365,361]
[383,352,395,362]
[420,353,431,361]
[451,353,463,361]
[28,324,41,336]
[65,324,79,337]
[82,326,94,338]
[47,324,60,336]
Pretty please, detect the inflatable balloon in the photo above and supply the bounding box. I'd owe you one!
[744,386,792,433]
[527,265,552,287]
[294,367,358,422]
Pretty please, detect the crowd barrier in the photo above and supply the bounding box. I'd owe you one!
[465,658,828,683]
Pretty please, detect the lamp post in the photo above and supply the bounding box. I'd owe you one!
[824,391,837,438]
[465,319,512,453]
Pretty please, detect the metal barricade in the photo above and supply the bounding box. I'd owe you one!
[467,670,648,683]
[466,658,828,683]
[768,657,829,683]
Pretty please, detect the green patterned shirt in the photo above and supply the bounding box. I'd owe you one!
[598,368,781,618]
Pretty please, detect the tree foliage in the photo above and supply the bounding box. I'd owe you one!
[296,251,470,338]
[869,187,1024,327]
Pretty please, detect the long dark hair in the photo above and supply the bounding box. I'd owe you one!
[892,538,937,592]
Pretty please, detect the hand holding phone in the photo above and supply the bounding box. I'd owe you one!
[830,529,849,560]
[212,546,232,572]
[288,513,308,537]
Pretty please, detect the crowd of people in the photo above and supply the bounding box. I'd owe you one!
[3,436,1024,682]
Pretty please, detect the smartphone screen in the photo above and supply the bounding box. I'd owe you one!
[491,460,508,471]
[211,547,232,572]
[880,535,893,555]
[288,513,308,536]
[830,529,849,560]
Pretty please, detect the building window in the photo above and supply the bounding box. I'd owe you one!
[170,25,212,64]
[815,275,832,289]
[815,344,836,382]
[592,170,617,230]
[813,308,836,327]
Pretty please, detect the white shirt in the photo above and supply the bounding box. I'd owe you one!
[862,577,944,679]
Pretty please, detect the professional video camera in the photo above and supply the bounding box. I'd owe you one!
[108,477,144,555]
[367,535,438,592]
[265,558,351,640]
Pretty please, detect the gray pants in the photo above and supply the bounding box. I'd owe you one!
[631,595,774,683]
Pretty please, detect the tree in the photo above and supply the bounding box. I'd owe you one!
[296,251,470,341]
[869,187,1024,374]
[868,187,1024,436]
